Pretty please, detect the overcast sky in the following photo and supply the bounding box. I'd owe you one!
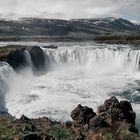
[0,0,140,22]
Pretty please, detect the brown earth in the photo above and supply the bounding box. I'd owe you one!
[0,45,30,61]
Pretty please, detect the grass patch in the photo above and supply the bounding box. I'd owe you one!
[46,124,74,140]
[104,133,114,140]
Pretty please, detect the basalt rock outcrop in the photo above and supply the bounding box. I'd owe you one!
[97,96,136,126]
[7,48,27,70]
[28,46,47,73]
[71,96,136,129]
[6,46,48,74]
[70,96,139,139]
[71,104,96,125]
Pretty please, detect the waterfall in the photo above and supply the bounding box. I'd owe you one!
[41,47,140,72]
[24,50,33,67]
[0,62,13,114]
[4,45,140,124]
[22,46,140,75]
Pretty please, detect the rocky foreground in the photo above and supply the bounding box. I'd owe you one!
[0,46,140,139]
[0,96,140,140]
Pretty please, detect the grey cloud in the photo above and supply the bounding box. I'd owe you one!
[0,0,139,22]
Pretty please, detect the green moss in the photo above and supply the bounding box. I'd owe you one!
[46,124,74,140]
[104,133,114,140]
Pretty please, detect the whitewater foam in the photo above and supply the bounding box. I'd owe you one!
[2,45,139,123]
[0,62,13,113]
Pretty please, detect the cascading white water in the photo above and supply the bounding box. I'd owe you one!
[24,50,33,67]
[42,46,140,72]
[3,44,140,132]
[0,62,14,113]
[15,46,140,75]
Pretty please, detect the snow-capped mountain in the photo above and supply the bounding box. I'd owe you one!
[70,17,139,31]
[0,17,139,39]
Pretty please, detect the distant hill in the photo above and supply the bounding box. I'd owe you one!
[0,17,140,41]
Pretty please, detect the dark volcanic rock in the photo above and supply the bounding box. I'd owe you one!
[23,133,41,140]
[23,133,54,140]
[7,48,27,70]
[97,96,136,125]
[0,96,139,140]
[29,46,46,73]
[89,116,108,129]
[71,104,96,125]
[104,96,120,109]
[7,46,48,74]
[70,97,139,139]
[97,96,121,125]
[119,101,136,125]
[43,45,58,49]
[20,115,31,123]
[128,124,138,134]
[120,100,133,111]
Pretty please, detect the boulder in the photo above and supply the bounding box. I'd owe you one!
[7,48,27,70]
[119,101,136,125]
[71,104,96,125]
[97,97,136,125]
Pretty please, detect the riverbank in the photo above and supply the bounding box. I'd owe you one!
[95,35,140,44]
[0,35,140,44]
[0,97,139,140]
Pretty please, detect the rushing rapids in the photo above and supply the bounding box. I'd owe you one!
[0,43,140,130]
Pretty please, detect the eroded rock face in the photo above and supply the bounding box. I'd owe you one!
[29,46,46,73]
[7,48,27,70]
[7,46,48,74]
[71,104,96,125]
